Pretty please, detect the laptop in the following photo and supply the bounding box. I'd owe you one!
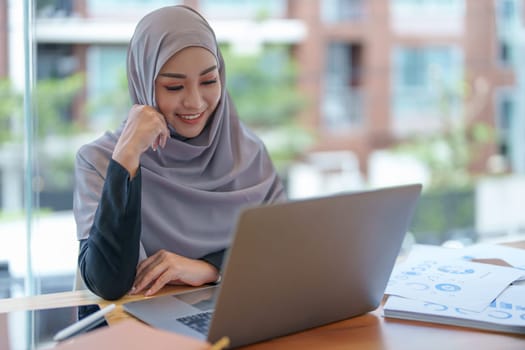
[123,184,422,348]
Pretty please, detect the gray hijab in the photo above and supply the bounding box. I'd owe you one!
[74,5,286,259]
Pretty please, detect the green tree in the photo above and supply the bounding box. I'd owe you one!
[35,74,85,193]
[35,73,84,137]
[0,79,23,143]
[0,75,84,197]
[0,74,84,143]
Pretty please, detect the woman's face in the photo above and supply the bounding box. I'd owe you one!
[155,46,221,138]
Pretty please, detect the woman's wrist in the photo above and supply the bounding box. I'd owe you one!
[112,148,140,178]
[202,261,221,285]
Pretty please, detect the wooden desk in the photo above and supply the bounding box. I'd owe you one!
[1,241,525,349]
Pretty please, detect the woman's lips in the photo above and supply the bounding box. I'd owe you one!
[177,112,204,124]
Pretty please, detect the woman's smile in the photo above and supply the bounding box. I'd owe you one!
[177,112,204,124]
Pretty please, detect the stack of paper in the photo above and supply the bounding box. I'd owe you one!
[383,244,525,334]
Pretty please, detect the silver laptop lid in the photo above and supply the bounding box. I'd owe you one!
[208,184,422,347]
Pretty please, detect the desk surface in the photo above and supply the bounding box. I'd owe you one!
[1,241,525,349]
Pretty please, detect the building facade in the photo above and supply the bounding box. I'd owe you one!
[290,0,519,177]
[0,0,523,181]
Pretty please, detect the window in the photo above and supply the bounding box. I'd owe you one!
[322,42,364,130]
[494,0,521,66]
[392,46,464,133]
[321,0,365,22]
[36,0,74,18]
[496,0,518,21]
[495,89,515,161]
[86,45,128,131]
[390,0,465,36]
[37,44,76,80]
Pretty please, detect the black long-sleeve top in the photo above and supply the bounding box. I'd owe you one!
[78,159,225,300]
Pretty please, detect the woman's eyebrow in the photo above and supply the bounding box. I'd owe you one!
[159,65,217,78]
[200,65,217,75]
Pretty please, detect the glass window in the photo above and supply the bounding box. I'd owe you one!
[0,0,144,310]
[496,0,517,20]
[391,0,465,14]
[392,46,464,130]
[498,41,512,66]
[495,0,521,66]
[495,89,515,159]
[390,0,465,36]
[322,42,364,130]
[36,0,74,18]
[321,0,365,22]
[86,45,128,131]
[37,44,76,79]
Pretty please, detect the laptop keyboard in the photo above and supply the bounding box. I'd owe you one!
[176,311,213,335]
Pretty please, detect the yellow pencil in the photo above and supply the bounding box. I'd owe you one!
[210,336,230,350]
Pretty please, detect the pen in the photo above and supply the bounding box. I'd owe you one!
[53,303,116,342]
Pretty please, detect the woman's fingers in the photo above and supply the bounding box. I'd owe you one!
[144,271,180,296]
[151,128,169,151]
[151,137,158,151]
[134,252,165,286]
[132,250,181,294]
[132,265,165,294]
[150,111,169,151]
[160,129,169,148]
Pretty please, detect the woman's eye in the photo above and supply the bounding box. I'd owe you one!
[202,79,217,85]
[166,85,183,91]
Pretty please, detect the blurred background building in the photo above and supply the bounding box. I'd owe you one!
[0,0,524,301]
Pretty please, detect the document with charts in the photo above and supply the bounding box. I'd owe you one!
[383,284,525,335]
[385,245,524,312]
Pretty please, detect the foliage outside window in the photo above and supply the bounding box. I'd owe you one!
[394,74,495,244]
[0,74,84,211]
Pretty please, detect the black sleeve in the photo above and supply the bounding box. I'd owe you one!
[78,159,142,300]
[199,249,226,272]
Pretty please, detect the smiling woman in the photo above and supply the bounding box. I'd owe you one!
[73,5,286,301]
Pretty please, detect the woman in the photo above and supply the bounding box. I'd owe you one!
[73,5,286,301]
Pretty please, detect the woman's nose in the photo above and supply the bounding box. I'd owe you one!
[182,85,203,110]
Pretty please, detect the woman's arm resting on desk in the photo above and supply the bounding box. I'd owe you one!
[131,249,223,296]
[78,159,142,300]
[79,158,225,299]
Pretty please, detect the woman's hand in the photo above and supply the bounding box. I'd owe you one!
[129,249,220,296]
[112,104,170,177]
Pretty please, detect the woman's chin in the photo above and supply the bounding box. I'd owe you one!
[172,123,206,139]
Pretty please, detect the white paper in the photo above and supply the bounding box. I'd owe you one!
[461,243,525,272]
[384,284,525,334]
[385,245,524,312]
